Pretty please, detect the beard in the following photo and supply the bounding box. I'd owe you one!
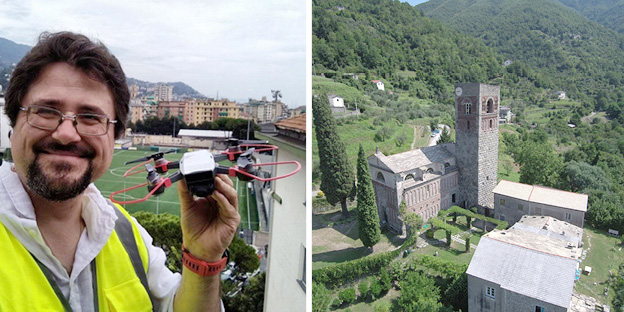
[26,141,96,201]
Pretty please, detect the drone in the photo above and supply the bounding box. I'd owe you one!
[110,140,301,205]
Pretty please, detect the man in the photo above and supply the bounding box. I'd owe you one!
[0,32,239,311]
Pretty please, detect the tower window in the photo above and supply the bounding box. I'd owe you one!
[463,98,472,115]
[467,120,470,130]
[487,99,494,113]
[489,119,493,128]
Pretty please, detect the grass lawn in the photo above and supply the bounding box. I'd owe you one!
[312,208,405,269]
[575,225,624,305]
[96,148,258,231]
[312,116,414,184]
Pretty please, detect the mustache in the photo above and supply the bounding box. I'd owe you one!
[32,141,96,159]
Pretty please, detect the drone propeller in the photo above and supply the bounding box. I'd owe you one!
[110,148,301,204]
[125,149,177,165]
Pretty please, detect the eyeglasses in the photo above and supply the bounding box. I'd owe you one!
[19,105,117,136]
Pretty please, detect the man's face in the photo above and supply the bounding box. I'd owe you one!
[11,62,116,201]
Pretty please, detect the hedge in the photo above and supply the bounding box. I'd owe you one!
[443,205,508,230]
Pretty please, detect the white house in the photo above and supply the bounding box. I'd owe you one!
[327,94,345,113]
[372,80,384,91]
[499,106,512,124]
[555,91,566,100]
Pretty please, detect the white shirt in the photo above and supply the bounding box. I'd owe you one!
[0,161,180,311]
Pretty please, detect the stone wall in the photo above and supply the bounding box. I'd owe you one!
[455,83,499,211]
[468,275,502,312]
[494,193,585,228]
[402,171,459,222]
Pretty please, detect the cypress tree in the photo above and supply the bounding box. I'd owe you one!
[312,96,354,217]
[356,144,381,248]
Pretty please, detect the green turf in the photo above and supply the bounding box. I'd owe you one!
[95,149,259,231]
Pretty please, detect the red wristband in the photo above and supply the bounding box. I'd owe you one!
[181,245,229,276]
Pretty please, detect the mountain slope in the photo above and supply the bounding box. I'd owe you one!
[417,0,624,106]
[554,0,624,33]
[313,0,505,103]
[0,37,30,67]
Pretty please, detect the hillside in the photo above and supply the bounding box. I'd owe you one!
[0,36,205,99]
[417,0,624,108]
[0,37,30,67]
[554,0,624,33]
[127,78,205,99]
[313,0,506,104]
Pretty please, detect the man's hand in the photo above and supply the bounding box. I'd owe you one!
[177,174,240,262]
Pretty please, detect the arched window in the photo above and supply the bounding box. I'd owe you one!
[489,119,493,128]
[376,172,385,182]
[467,120,470,130]
[444,162,450,168]
[487,98,493,113]
[426,168,434,174]
[405,174,414,181]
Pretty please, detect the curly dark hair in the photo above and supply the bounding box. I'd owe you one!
[4,31,129,138]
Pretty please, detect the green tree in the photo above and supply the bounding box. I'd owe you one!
[564,161,610,193]
[403,213,423,238]
[356,144,381,248]
[394,271,444,312]
[436,127,452,144]
[514,141,564,188]
[224,272,265,312]
[229,235,260,275]
[313,96,354,217]
[132,212,182,272]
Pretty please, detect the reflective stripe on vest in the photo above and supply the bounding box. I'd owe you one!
[0,204,154,311]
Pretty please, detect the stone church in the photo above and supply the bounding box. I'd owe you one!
[368,83,500,233]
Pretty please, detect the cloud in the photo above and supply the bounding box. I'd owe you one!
[0,0,306,107]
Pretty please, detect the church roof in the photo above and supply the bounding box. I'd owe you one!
[493,180,588,212]
[369,144,454,173]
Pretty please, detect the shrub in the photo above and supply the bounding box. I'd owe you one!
[312,283,332,312]
[369,280,382,299]
[358,280,369,300]
[380,270,392,293]
[338,288,356,305]
[331,297,343,309]
[316,190,324,198]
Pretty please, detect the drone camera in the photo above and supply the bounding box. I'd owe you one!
[180,150,217,197]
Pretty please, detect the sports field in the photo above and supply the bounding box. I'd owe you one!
[95,148,259,231]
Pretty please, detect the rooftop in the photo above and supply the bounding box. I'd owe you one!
[467,236,577,308]
[177,129,232,138]
[513,215,583,246]
[493,180,588,212]
[275,114,306,133]
[369,143,454,174]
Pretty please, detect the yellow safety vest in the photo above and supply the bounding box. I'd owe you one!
[0,204,155,312]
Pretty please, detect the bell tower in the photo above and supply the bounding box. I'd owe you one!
[454,83,499,213]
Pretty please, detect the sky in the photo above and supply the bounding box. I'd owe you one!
[0,0,307,107]
[401,0,429,5]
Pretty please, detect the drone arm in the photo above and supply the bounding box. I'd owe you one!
[213,154,228,163]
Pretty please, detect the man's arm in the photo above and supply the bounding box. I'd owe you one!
[173,174,240,311]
